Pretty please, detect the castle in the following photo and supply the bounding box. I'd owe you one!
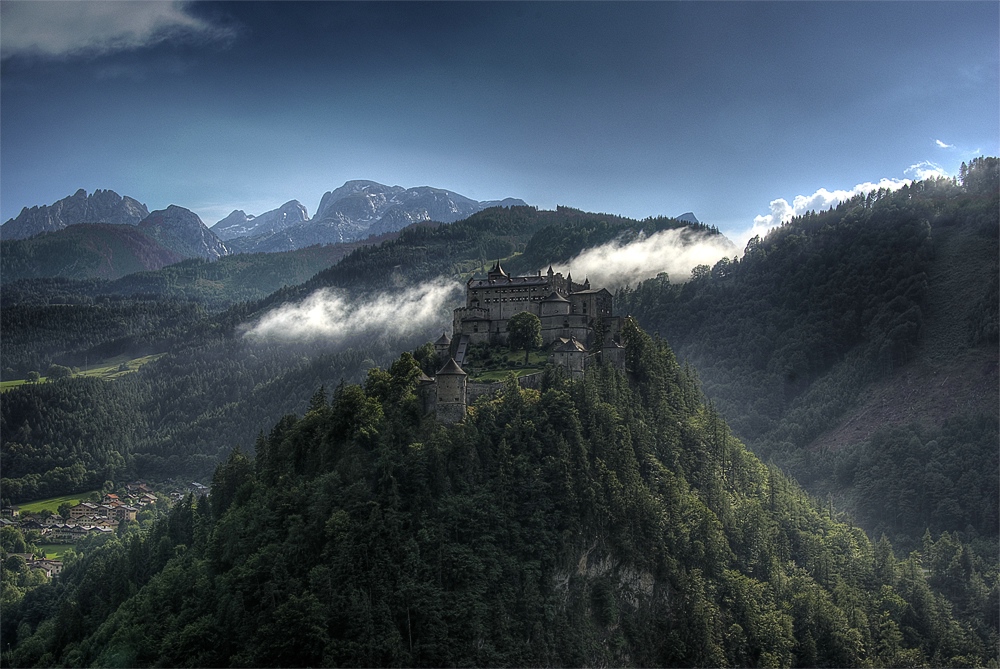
[424,262,625,422]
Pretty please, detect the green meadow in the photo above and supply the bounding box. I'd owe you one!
[16,492,100,514]
[1,353,165,392]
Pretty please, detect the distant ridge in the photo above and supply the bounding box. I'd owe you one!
[211,200,309,241]
[225,181,528,253]
[1,205,229,283]
[1,189,149,240]
[0,223,183,282]
[139,206,229,260]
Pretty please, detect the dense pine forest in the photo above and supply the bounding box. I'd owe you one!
[4,323,995,667]
[616,159,999,556]
[1,160,997,666]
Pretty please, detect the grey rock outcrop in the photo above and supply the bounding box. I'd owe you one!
[138,205,229,260]
[1,188,149,240]
[211,200,309,240]
[235,181,527,252]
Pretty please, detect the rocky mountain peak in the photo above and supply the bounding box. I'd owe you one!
[1,188,150,240]
[212,200,309,241]
[140,206,228,260]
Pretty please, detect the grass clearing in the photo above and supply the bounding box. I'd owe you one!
[1,353,166,391]
[472,367,542,382]
[34,544,76,559]
[17,491,100,514]
[76,353,167,380]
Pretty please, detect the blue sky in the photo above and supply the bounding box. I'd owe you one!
[2,1,996,243]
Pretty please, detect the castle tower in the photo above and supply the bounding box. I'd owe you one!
[602,339,626,371]
[487,260,509,281]
[435,358,468,423]
[539,291,571,317]
[417,371,436,415]
[553,337,587,379]
[434,332,451,362]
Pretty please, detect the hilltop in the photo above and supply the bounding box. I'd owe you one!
[4,322,994,667]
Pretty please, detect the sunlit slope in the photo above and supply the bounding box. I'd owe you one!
[618,160,999,549]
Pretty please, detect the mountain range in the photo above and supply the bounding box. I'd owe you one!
[218,181,528,253]
[1,182,529,279]
[1,204,228,283]
[1,188,149,240]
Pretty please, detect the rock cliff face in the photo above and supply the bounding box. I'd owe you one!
[211,200,309,240]
[138,205,229,260]
[233,181,527,252]
[1,189,149,240]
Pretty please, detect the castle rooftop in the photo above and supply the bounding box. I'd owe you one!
[436,358,467,376]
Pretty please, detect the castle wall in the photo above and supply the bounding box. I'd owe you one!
[467,381,502,404]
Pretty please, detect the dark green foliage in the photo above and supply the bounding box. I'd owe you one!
[618,169,999,541]
[1,296,205,377]
[0,224,183,283]
[0,339,393,501]
[507,311,542,363]
[5,327,993,667]
[832,416,999,545]
[507,207,721,275]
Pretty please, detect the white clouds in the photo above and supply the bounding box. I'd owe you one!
[905,161,949,181]
[552,228,738,288]
[242,279,462,344]
[739,162,958,250]
[935,139,954,149]
[743,177,914,248]
[0,1,232,60]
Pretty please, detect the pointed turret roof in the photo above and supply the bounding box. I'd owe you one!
[542,291,569,302]
[554,337,587,353]
[436,358,467,376]
[434,332,451,346]
[487,259,508,279]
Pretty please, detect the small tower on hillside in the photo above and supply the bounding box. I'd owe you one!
[435,358,468,423]
[417,371,436,416]
[553,337,587,379]
[602,338,626,371]
[434,332,451,363]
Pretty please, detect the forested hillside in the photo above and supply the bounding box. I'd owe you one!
[618,158,999,556]
[1,207,713,502]
[0,223,183,282]
[4,322,994,667]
